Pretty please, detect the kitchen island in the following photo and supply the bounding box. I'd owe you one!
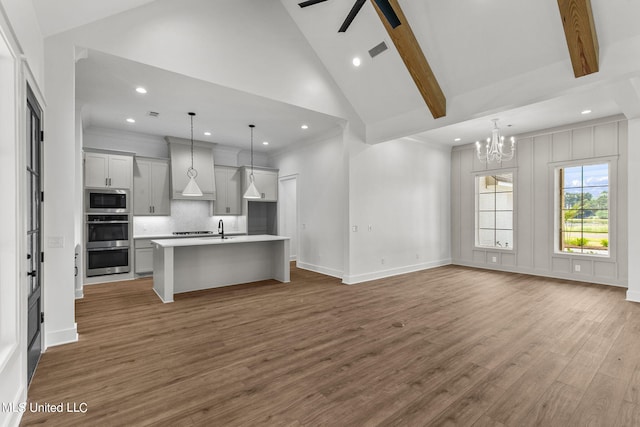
[151,234,290,303]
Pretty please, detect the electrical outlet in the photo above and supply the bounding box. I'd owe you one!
[416,254,420,260]
[492,256,497,263]
[575,264,581,272]
[368,225,373,232]
[352,225,358,232]
[381,258,385,265]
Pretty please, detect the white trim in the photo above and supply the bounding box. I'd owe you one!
[75,289,84,299]
[45,324,78,348]
[452,260,627,288]
[296,262,343,279]
[627,290,640,303]
[5,383,26,427]
[342,259,452,285]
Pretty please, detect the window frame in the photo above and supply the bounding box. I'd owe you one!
[474,169,517,252]
[552,158,616,260]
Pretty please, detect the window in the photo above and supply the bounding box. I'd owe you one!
[558,163,609,255]
[476,173,513,249]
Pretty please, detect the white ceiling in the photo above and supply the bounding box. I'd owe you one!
[76,50,345,153]
[33,0,157,37]
[36,0,640,149]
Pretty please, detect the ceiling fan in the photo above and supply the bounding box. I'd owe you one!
[298,0,400,33]
[298,0,446,119]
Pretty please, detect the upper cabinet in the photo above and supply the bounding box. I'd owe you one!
[167,138,216,200]
[242,167,278,202]
[84,151,133,189]
[134,157,171,216]
[213,166,242,215]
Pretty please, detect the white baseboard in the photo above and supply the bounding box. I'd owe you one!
[296,262,343,279]
[627,290,640,303]
[45,323,78,348]
[75,288,84,299]
[342,259,452,285]
[5,383,26,427]
[452,259,628,289]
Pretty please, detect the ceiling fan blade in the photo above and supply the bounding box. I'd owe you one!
[338,0,366,32]
[298,0,329,7]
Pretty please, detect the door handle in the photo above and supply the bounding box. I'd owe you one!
[27,270,36,277]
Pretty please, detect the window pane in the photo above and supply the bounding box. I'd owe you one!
[479,211,495,228]
[476,172,513,250]
[558,163,608,256]
[495,230,513,249]
[583,164,608,187]
[563,166,582,189]
[496,192,512,210]
[496,211,513,229]
[478,229,495,247]
[479,193,495,210]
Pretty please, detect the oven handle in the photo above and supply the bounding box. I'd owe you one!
[86,221,129,224]
[87,247,130,252]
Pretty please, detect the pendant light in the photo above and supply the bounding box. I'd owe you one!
[182,112,203,197]
[243,124,261,199]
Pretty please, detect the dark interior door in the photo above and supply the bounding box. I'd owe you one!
[26,85,43,384]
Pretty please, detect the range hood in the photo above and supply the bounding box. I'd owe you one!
[165,136,217,200]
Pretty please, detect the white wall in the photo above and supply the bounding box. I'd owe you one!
[42,35,78,347]
[271,132,347,278]
[626,118,640,300]
[451,117,628,287]
[345,137,452,284]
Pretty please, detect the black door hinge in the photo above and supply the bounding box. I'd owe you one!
[40,191,44,202]
[40,130,44,142]
[40,252,44,263]
[40,312,44,323]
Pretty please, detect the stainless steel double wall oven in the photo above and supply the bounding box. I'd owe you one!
[85,189,131,277]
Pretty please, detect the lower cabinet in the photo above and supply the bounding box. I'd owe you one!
[134,239,154,274]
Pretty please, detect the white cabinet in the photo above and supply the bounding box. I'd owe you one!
[134,239,154,274]
[84,152,133,189]
[243,167,278,201]
[168,142,216,200]
[213,166,241,215]
[134,158,170,216]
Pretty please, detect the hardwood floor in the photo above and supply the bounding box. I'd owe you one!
[21,264,640,426]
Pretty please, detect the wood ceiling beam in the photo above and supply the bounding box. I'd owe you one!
[369,0,446,119]
[557,0,599,77]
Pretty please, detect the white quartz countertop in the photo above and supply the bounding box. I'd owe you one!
[151,234,289,248]
[135,232,246,240]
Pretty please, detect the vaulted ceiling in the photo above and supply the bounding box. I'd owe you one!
[33,0,640,148]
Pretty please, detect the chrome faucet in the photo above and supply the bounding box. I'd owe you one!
[218,219,224,239]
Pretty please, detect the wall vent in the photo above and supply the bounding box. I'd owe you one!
[369,41,388,58]
[147,111,160,118]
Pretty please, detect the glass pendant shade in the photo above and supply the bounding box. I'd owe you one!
[243,175,261,199]
[243,124,261,199]
[182,172,203,197]
[182,112,203,197]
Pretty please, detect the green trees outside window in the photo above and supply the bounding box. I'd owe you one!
[559,164,609,255]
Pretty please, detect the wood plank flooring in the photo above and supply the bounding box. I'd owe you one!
[20,264,640,426]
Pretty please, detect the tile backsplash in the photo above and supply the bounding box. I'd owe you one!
[133,200,246,236]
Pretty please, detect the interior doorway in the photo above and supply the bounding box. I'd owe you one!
[26,85,43,384]
[278,175,298,261]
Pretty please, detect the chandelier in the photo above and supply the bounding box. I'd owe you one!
[476,119,516,163]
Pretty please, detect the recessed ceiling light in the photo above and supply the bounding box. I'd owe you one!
[352,57,361,67]
[126,118,136,123]
[135,87,147,94]
[454,138,461,142]
[581,109,592,115]
[263,141,269,146]
[301,124,309,130]
[204,131,211,136]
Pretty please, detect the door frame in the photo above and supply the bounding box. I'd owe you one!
[278,174,299,262]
